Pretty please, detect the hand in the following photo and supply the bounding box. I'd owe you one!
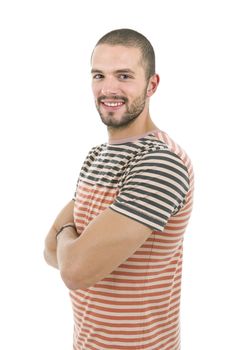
[44,200,75,269]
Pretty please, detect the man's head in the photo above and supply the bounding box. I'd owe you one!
[95,28,156,82]
[91,29,159,130]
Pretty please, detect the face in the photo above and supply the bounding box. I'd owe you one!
[91,44,150,129]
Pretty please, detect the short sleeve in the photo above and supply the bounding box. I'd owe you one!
[109,150,190,232]
[73,145,99,200]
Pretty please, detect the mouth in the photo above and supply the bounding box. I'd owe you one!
[99,98,126,111]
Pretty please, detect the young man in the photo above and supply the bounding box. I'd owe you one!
[44,29,194,350]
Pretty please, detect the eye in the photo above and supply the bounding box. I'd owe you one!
[93,74,104,80]
[118,74,131,80]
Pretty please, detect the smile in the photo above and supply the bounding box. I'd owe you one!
[102,101,124,107]
[100,99,126,111]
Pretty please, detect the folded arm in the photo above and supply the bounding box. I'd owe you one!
[43,200,75,269]
[56,207,152,290]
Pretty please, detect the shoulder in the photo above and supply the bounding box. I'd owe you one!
[132,136,189,173]
[129,147,190,190]
[83,143,106,161]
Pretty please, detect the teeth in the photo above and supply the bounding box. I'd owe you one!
[103,102,123,107]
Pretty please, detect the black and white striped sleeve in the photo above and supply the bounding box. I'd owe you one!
[109,150,190,232]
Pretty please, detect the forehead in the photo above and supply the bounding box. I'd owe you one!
[91,44,143,72]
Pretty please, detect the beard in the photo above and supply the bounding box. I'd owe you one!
[95,88,148,130]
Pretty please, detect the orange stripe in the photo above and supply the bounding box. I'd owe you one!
[71,130,193,349]
[110,267,182,277]
[71,293,180,307]
[71,283,181,300]
[78,324,179,348]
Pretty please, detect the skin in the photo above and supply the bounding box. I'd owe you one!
[91,44,159,141]
[44,44,160,290]
[44,200,75,268]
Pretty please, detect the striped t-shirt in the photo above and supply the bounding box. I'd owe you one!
[71,128,194,350]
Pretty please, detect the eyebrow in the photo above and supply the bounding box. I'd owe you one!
[91,68,135,75]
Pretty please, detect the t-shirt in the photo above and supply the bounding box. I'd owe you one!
[71,128,194,350]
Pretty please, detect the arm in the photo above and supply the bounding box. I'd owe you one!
[44,200,76,269]
[56,207,152,290]
[56,149,189,289]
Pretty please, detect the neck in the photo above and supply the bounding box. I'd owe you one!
[107,112,157,143]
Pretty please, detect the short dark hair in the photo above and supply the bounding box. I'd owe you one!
[95,28,156,81]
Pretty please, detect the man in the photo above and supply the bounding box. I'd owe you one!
[44,29,194,350]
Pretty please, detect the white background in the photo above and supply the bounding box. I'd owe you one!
[0,0,232,349]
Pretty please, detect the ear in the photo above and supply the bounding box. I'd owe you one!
[146,74,160,97]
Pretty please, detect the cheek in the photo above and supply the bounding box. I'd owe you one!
[92,83,103,99]
[126,82,146,95]
[91,82,95,92]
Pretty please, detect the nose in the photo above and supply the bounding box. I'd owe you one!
[101,77,120,96]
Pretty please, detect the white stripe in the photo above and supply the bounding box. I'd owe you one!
[74,316,179,347]
[71,287,181,304]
